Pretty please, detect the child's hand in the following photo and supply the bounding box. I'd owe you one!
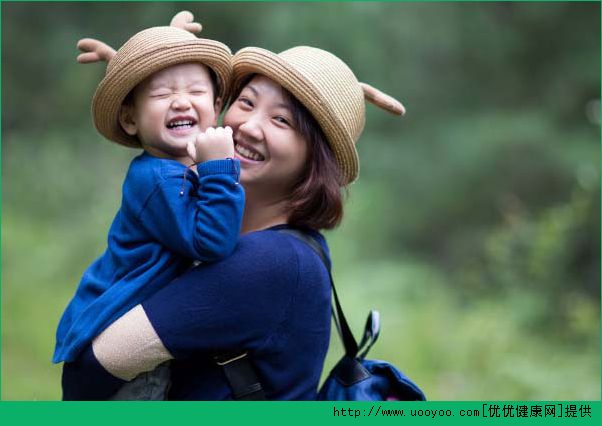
[187,126,235,164]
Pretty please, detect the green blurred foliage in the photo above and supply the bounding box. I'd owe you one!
[2,2,600,400]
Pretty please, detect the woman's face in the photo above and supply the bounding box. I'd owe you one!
[223,75,308,200]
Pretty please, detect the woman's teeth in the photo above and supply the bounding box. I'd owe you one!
[167,120,194,129]
[235,143,265,161]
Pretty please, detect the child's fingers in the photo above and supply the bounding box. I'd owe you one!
[222,127,234,144]
[221,127,234,142]
[196,131,207,144]
[215,127,233,142]
[186,141,197,160]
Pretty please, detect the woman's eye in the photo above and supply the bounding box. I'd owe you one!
[274,116,292,126]
[238,97,253,108]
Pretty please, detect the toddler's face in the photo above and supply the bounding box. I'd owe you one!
[120,62,221,163]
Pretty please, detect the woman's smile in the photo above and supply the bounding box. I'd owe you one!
[234,139,266,162]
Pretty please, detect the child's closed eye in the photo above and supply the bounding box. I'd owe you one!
[189,87,208,95]
[149,90,171,98]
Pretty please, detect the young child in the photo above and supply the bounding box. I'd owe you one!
[53,12,244,398]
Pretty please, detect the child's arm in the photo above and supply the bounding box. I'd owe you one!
[135,155,244,262]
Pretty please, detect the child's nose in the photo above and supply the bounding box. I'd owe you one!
[171,95,192,110]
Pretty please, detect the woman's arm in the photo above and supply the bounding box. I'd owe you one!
[62,305,171,400]
[92,305,173,380]
[62,230,305,400]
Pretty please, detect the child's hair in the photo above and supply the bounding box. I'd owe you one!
[231,75,345,231]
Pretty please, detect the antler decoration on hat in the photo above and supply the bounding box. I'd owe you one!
[76,11,201,65]
[359,82,406,116]
[77,38,116,64]
[170,10,202,34]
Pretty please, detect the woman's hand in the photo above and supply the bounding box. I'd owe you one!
[187,126,235,163]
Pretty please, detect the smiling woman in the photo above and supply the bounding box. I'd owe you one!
[59,13,406,401]
[227,76,311,227]
[227,74,344,231]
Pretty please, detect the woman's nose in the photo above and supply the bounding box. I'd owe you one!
[171,95,192,110]
[238,116,264,141]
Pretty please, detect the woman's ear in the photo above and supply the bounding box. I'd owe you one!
[119,105,138,136]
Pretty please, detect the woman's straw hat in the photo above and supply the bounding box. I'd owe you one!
[78,12,232,148]
[231,46,405,185]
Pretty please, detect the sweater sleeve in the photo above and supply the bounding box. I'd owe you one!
[138,159,245,262]
[61,305,171,400]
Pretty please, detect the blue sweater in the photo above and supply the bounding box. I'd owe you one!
[53,153,245,363]
[61,226,332,400]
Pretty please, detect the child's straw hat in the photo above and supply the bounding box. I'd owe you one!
[78,11,232,148]
[231,46,406,185]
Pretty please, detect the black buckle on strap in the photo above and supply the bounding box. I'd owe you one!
[215,352,248,366]
[213,352,266,400]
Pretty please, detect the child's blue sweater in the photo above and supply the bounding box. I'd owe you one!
[53,152,244,363]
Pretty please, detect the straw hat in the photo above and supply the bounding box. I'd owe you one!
[77,11,232,148]
[231,46,405,185]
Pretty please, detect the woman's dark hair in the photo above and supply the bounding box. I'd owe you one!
[231,74,346,231]
[283,90,346,230]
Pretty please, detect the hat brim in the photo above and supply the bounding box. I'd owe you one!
[232,47,359,185]
[93,40,232,148]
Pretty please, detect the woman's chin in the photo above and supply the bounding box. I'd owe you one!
[239,168,264,189]
[239,170,253,185]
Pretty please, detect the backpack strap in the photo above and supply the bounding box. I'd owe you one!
[357,310,380,360]
[277,229,359,358]
[213,352,266,400]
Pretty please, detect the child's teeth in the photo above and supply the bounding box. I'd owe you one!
[169,120,193,128]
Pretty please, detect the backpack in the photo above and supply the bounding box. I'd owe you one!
[316,309,426,401]
[215,228,426,401]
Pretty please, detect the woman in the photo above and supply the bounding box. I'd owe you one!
[62,45,405,400]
